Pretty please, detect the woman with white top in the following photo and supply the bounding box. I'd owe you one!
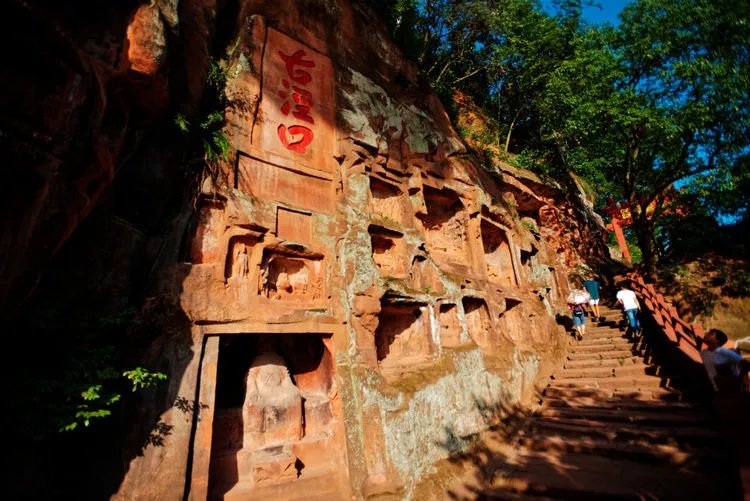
[616,283,641,335]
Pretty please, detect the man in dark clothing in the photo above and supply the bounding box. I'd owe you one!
[582,277,601,320]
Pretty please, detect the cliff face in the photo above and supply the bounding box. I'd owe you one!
[1,1,608,499]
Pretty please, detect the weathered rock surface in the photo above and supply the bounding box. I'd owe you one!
[1,0,609,499]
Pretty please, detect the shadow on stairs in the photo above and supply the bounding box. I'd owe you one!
[436,304,742,500]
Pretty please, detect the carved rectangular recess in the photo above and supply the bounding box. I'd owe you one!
[259,246,324,304]
[369,176,406,226]
[480,218,517,287]
[549,267,560,303]
[209,334,337,498]
[277,206,312,243]
[225,235,261,284]
[375,301,434,372]
[462,297,490,347]
[190,199,226,263]
[417,185,470,264]
[438,303,464,348]
[369,225,406,277]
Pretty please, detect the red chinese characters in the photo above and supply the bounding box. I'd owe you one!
[277,49,316,154]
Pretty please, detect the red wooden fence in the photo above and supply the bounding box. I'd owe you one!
[628,273,706,363]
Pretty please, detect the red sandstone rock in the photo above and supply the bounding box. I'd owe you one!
[2,1,612,499]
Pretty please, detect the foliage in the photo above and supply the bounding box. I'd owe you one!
[174,58,232,177]
[376,0,750,273]
[123,367,169,392]
[60,385,121,432]
[15,306,168,437]
[522,218,538,232]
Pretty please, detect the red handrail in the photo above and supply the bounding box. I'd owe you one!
[628,273,704,363]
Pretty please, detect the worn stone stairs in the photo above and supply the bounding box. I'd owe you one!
[481,305,738,500]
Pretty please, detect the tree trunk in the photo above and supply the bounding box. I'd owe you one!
[634,221,657,277]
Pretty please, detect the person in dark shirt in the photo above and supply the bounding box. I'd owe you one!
[582,277,601,321]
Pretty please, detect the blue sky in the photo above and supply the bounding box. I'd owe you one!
[541,0,632,25]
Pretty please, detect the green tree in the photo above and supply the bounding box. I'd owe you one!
[539,0,750,273]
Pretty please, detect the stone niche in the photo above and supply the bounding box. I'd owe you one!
[417,185,471,269]
[369,225,407,277]
[225,235,259,285]
[462,297,491,348]
[375,301,434,376]
[548,267,561,303]
[438,303,464,348]
[480,218,517,287]
[259,247,324,304]
[190,199,226,264]
[208,334,338,499]
[409,255,445,295]
[369,176,406,226]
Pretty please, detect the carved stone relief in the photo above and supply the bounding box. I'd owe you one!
[259,249,324,303]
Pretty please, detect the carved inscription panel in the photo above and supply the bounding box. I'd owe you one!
[254,28,335,173]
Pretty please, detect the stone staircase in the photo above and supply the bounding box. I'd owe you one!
[471,305,739,500]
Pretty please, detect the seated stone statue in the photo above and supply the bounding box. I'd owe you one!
[242,352,303,448]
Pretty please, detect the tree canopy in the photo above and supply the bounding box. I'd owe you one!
[373,0,750,272]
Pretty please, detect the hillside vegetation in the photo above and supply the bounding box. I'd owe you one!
[369,0,750,274]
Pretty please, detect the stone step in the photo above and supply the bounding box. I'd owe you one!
[490,451,724,500]
[532,417,721,445]
[549,374,664,390]
[460,490,556,501]
[537,406,713,427]
[586,322,625,329]
[567,349,637,361]
[543,386,683,402]
[555,363,657,380]
[579,331,627,339]
[610,387,687,401]
[572,340,634,352]
[541,397,706,413]
[579,330,628,340]
[564,356,642,369]
[519,434,722,469]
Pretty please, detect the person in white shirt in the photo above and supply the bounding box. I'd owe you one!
[702,329,749,393]
[616,284,641,335]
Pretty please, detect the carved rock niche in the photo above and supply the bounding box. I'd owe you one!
[259,247,324,304]
[375,301,434,375]
[369,176,405,226]
[498,298,525,343]
[549,267,560,303]
[417,185,470,266]
[462,297,491,348]
[410,256,445,295]
[190,199,226,263]
[225,235,259,285]
[208,334,338,498]
[480,218,517,288]
[369,225,407,277]
[439,303,464,348]
[519,245,539,284]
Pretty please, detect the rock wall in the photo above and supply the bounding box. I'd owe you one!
[0,0,609,499]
